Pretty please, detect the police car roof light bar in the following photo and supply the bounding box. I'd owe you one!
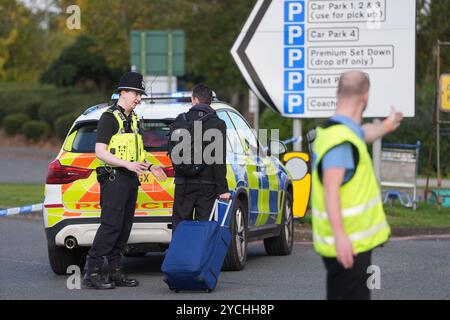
[110,91,218,103]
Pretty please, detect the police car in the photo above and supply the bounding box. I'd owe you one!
[44,92,296,275]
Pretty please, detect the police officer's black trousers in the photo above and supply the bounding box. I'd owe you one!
[172,183,217,232]
[87,172,139,270]
[322,250,372,300]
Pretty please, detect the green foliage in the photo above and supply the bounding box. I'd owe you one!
[54,0,255,104]
[41,35,112,90]
[0,0,55,82]
[385,202,450,228]
[386,83,450,176]
[301,202,450,228]
[259,106,321,151]
[0,84,56,123]
[21,120,51,142]
[2,113,30,136]
[417,0,450,83]
[259,107,293,142]
[0,183,44,208]
[54,113,78,140]
[33,90,101,128]
[0,83,104,139]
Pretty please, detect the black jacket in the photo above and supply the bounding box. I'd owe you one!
[173,103,229,195]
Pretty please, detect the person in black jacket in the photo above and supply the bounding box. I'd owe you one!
[171,84,230,231]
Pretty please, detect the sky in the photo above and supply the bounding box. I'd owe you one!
[18,0,60,13]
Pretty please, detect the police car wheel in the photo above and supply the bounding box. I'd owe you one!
[264,192,294,256]
[222,198,248,271]
[47,244,87,275]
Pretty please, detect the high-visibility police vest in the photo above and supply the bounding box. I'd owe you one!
[311,123,390,257]
[100,108,145,167]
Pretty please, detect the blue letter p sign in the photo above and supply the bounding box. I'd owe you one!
[284,1,305,22]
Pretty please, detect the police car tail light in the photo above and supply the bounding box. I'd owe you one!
[162,166,174,177]
[46,160,93,184]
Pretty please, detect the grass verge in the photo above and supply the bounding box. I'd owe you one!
[0,183,44,208]
[1,184,449,229]
[298,203,450,228]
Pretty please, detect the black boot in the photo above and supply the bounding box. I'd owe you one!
[82,267,115,290]
[109,268,139,287]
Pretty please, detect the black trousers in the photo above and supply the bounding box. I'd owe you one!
[87,172,139,270]
[172,183,217,231]
[322,250,372,300]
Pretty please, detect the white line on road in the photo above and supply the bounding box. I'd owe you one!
[0,258,48,266]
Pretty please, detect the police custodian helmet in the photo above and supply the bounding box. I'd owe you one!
[115,71,147,95]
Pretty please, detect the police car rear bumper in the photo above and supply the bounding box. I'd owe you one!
[45,217,172,247]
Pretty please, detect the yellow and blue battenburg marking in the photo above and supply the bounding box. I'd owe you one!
[226,152,291,228]
[47,141,294,229]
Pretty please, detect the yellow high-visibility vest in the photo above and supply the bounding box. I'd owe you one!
[311,124,390,257]
[100,108,145,166]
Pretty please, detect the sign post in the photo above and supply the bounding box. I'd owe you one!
[249,90,260,131]
[293,119,302,151]
[231,0,416,119]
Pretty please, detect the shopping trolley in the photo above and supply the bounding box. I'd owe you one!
[380,141,421,210]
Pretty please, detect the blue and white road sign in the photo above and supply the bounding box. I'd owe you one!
[231,0,416,118]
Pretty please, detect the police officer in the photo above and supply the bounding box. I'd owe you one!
[171,84,230,231]
[83,71,167,289]
[311,71,403,299]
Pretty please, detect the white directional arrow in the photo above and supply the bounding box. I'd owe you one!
[231,0,278,111]
[231,0,416,119]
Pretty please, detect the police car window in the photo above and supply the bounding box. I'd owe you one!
[141,121,170,152]
[217,111,245,154]
[70,124,97,153]
[227,112,259,156]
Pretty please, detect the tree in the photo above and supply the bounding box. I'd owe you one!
[41,35,112,91]
[53,0,256,105]
[0,0,48,81]
[417,0,450,84]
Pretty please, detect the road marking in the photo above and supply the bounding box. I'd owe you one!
[390,235,450,241]
[292,234,450,246]
[0,258,47,266]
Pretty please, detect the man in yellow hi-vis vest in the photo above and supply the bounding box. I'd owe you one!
[311,71,403,300]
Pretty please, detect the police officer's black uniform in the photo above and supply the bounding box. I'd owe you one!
[83,72,147,289]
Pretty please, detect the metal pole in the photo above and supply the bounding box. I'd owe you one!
[424,130,434,202]
[249,90,259,131]
[436,41,442,211]
[293,119,302,151]
[372,119,382,183]
[168,31,173,92]
[425,45,439,203]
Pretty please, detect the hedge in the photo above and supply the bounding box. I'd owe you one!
[2,113,31,136]
[22,120,51,142]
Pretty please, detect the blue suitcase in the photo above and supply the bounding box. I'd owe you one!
[161,199,232,292]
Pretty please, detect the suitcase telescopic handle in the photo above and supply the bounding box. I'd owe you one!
[208,198,233,226]
[209,199,219,222]
[220,199,233,227]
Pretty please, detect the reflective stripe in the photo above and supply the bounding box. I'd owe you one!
[313,221,389,246]
[312,195,381,220]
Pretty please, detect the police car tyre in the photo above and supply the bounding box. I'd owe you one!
[264,192,294,256]
[47,244,87,275]
[222,198,248,271]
